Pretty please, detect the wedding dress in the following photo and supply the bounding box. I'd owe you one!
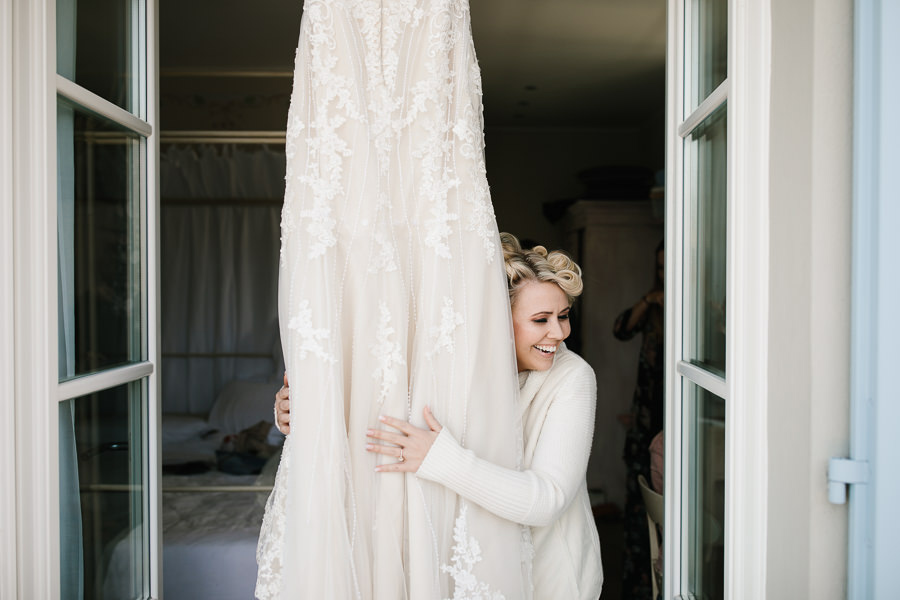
[255,1,531,598]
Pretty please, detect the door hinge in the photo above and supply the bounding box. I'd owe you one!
[827,457,868,505]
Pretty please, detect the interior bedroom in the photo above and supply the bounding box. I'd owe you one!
[125,1,667,599]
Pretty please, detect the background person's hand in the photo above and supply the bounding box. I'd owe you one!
[274,373,290,435]
[367,406,443,473]
[644,289,664,306]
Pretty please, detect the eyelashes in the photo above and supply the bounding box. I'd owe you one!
[532,314,570,324]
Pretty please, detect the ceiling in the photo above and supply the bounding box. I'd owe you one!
[160,0,666,129]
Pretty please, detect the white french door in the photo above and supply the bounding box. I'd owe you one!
[3,0,160,596]
[54,0,160,598]
[665,0,769,598]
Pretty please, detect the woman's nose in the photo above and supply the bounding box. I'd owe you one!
[548,318,564,339]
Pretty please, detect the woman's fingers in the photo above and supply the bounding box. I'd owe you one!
[366,442,416,472]
[365,443,402,458]
[274,383,291,434]
[365,414,438,475]
[374,461,415,473]
[378,414,415,434]
[276,395,290,418]
[422,406,443,432]
[366,428,406,446]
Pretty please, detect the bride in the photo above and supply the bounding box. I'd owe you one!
[276,234,604,599]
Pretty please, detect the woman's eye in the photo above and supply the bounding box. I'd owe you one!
[533,318,548,324]
[559,314,570,320]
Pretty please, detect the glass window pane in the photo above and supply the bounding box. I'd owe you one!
[690,0,728,109]
[687,105,727,375]
[57,0,140,114]
[58,99,144,381]
[59,380,148,600]
[688,383,725,600]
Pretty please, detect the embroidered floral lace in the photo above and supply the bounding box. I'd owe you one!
[256,1,529,598]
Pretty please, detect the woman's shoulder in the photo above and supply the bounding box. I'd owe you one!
[548,345,596,388]
[553,344,594,373]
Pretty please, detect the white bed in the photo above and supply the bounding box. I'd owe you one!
[160,470,270,600]
[103,379,283,599]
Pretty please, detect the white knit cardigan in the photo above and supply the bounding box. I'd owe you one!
[417,344,603,599]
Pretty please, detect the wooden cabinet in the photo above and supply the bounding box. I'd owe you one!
[563,200,663,509]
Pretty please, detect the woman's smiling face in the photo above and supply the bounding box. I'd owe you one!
[511,280,572,372]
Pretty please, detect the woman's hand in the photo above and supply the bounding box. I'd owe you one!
[367,407,443,473]
[274,373,291,435]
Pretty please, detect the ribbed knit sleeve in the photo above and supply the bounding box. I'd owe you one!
[416,360,597,527]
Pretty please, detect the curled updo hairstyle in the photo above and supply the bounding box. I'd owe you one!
[500,232,583,307]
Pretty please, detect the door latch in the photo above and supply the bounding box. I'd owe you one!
[827,457,868,505]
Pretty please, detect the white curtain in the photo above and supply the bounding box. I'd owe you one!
[160,144,286,416]
[161,144,285,199]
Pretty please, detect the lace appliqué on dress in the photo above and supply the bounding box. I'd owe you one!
[351,0,425,174]
[288,300,335,363]
[440,503,506,600]
[371,302,406,404]
[255,437,293,599]
[416,121,461,259]
[452,110,496,264]
[290,0,365,260]
[368,226,400,274]
[279,112,305,267]
[520,524,535,594]
[427,297,464,358]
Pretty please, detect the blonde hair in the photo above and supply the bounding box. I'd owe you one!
[500,232,583,306]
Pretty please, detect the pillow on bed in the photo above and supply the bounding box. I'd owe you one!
[207,379,282,435]
[161,414,214,445]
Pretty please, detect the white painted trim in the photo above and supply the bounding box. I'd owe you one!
[147,0,163,596]
[871,5,900,587]
[12,0,60,597]
[850,1,900,595]
[724,0,771,597]
[57,362,154,401]
[666,0,771,598]
[664,0,688,595]
[134,0,147,123]
[677,361,728,399]
[56,74,152,138]
[0,0,19,595]
[847,0,878,596]
[678,79,730,138]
